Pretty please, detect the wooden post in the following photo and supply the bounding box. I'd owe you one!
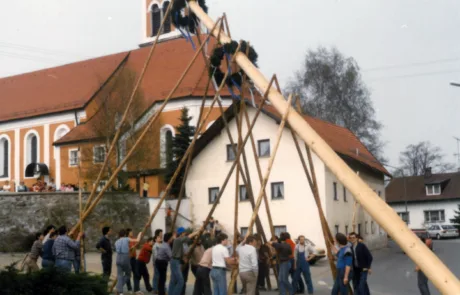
[188,3,460,292]
[83,0,178,213]
[78,148,84,272]
[246,94,292,234]
[352,201,359,232]
[69,20,222,236]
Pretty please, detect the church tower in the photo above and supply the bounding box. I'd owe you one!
[141,0,181,46]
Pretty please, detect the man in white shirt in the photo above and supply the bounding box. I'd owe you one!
[236,236,258,295]
[293,235,316,294]
[210,233,237,295]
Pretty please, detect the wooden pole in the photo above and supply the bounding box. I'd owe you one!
[69,21,221,236]
[290,98,336,279]
[246,94,292,235]
[352,201,359,232]
[78,148,85,272]
[83,0,178,213]
[194,34,268,243]
[188,3,460,292]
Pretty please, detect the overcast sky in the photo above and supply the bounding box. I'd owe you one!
[1,0,460,171]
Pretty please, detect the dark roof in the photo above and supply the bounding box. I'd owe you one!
[386,172,460,203]
[193,99,390,177]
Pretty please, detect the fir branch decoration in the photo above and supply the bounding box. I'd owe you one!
[209,40,259,89]
[171,0,208,34]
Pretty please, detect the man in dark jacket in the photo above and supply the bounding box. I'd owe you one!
[349,232,372,295]
[96,226,113,278]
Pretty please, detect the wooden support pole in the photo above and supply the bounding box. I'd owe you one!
[70,20,221,236]
[83,0,177,213]
[290,98,336,279]
[352,201,359,232]
[188,3,460,293]
[78,148,85,272]
[194,34,268,243]
[246,94,292,235]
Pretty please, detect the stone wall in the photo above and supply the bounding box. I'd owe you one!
[0,192,151,252]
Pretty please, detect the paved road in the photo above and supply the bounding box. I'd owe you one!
[1,239,459,294]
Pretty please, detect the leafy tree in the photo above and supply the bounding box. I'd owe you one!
[396,141,455,176]
[286,46,386,163]
[450,205,460,230]
[164,107,196,197]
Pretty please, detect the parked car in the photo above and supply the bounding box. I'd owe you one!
[412,229,433,250]
[427,224,459,240]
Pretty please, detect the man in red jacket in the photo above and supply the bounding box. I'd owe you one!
[134,237,155,294]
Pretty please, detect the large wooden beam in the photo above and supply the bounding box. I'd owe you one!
[189,2,460,293]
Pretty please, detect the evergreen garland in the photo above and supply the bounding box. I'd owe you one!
[171,0,208,34]
[209,40,258,89]
[164,107,196,197]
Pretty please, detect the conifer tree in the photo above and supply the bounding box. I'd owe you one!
[164,107,195,197]
[450,204,460,230]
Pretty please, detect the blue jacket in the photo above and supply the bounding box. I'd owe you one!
[336,246,353,270]
[351,242,373,269]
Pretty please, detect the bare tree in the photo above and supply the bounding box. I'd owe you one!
[79,68,160,189]
[286,46,386,163]
[397,141,455,176]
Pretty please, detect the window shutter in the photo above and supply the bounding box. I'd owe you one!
[151,5,161,36]
[162,1,171,33]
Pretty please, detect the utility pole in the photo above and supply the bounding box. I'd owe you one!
[454,137,460,172]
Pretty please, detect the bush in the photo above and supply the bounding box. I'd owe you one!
[0,264,109,295]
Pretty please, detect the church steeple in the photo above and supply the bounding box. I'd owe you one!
[141,0,181,46]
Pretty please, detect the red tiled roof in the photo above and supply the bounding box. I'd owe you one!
[0,52,128,122]
[55,35,230,145]
[261,104,390,177]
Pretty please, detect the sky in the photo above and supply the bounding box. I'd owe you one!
[1,0,460,172]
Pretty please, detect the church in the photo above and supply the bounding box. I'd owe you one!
[0,0,233,195]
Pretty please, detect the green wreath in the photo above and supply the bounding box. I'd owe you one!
[209,40,258,89]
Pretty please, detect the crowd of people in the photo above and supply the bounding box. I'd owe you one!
[0,178,82,192]
[21,221,432,295]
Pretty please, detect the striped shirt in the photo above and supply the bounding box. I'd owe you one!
[29,240,43,260]
[52,235,80,261]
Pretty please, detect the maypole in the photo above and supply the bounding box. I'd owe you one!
[188,1,460,293]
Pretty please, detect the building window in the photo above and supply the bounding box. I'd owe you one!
[343,186,347,202]
[397,212,410,224]
[426,184,441,196]
[151,4,161,36]
[96,180,107,192]
[335,225,339,235]
[258,139,270,157]
[333,182,338,200]
[378,191,381,197]
[345,225,349,235]
[240,227,249,237]
[358,223,362,235]
[208,187,219,204]
[162,1,171,33]
[271,182,284,200]
[365,221,369,234]
[160,127,174,168]
[274,226,287,237]
[371,221,375,234]
[93,146,106,163]
[424,210,445,223]
[0,137,9,178]
[239,185,248,201]
[69,149,79,167]
[227,144,236,161]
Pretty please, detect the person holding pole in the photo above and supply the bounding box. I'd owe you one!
[268,233,293,295]
[156,232,174,295]
[211,233,238,295]
[52,226,83,273]
[115,229,141,295]
[236,236,259,295]
[331,233,353,295]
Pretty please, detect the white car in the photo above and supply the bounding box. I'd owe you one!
[427,224,459,240]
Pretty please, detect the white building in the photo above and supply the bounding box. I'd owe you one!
[386,169,460,229]
[184,101,390,250]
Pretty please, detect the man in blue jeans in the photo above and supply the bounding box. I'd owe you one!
[349,232,372,295]
[210,233,238,295]
[52,225,83,272]
[294,235,315,294]
[169,227,199,295]
[152,230,163,293]
[269,233,294,295]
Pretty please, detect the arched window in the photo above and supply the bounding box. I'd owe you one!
[0,136,10,178]
[24,131,40,168]
[162,1,171,33]
[160,125,175,168]
[151,4,161,37]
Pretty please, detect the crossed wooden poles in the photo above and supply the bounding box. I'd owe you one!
[67,1,460,294]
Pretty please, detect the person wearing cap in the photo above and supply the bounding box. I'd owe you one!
[169,227,199,295]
